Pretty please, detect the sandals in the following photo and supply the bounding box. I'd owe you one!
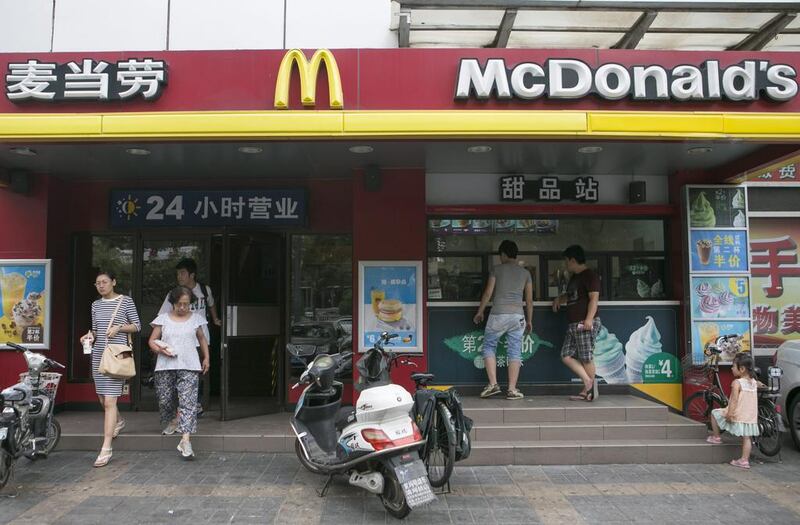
[570,382,594,401]
[112,419,126,439]
[93,447,113,468]
[729,458,750,469]
[706,435,722,444]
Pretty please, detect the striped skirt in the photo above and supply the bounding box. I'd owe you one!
[92,347,125,397]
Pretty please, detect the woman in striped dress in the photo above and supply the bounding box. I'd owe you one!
[79,270,141,467]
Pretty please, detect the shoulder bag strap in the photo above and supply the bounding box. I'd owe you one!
[105,296,125,346]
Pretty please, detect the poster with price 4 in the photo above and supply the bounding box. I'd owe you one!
[110,189,307,227]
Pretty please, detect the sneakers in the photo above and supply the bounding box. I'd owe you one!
[177,440,194,460]
[506,389,524,400]
[480,384,501,398]
[162,420,179,435]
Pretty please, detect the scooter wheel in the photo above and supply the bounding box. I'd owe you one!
[0,448,13,491]
[380,466,411,519]
[294,439,324,474]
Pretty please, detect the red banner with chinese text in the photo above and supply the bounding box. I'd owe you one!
[750,217,800,348]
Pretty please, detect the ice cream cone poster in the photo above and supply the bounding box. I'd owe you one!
[688,187,747,228]
[0,260,52,349]
[690,230,749,273]
[690,276,750,319]
[691,320,752,363]
[359,261,422,353]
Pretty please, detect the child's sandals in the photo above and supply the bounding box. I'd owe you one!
[729,458,750,469]
[706,435,722,444]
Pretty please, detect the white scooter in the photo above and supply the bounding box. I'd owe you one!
[290,333,436,519]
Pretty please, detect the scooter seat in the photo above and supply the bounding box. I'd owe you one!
[411,373,435,386]
[336,406,356,432]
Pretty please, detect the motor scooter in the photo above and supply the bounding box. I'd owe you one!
[290,333,436,519]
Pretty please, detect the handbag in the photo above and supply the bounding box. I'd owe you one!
[98,296,136,380]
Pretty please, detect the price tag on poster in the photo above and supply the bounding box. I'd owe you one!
[358,261,423,353]
[0,260,52,349]
[685,186,752,364]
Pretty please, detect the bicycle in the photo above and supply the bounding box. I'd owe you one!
[683,334,784,457]
[410,372,457,489]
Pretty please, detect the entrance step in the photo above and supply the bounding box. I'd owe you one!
[460,395,739,465]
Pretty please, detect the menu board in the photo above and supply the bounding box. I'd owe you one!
[428,219,559,235]
[685,186,752,364]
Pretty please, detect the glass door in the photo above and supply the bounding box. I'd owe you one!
[137,235,211,411]
[219,231,284,420]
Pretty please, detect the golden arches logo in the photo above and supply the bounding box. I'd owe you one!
[274,49,343,110]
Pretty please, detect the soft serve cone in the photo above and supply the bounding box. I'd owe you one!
[593,325,628,384]
[625,316,663,383]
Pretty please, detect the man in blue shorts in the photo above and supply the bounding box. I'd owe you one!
[473,240,533,400]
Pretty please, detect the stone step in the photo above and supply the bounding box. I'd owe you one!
[460,439,741,466]
[463,396,668,424]
[472,413,707,442]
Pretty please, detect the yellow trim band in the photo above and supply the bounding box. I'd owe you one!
[2,110,800,140]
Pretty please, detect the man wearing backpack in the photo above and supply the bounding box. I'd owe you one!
[158,258,221,420]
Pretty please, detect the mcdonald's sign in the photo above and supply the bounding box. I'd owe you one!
[274,49,343,110]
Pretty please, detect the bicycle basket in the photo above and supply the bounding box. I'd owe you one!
[20,372,62,401]
[680,355,712,387]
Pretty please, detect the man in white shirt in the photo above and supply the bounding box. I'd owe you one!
[159,258,221,418]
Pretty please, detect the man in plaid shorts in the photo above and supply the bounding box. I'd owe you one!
[552,245,601,402]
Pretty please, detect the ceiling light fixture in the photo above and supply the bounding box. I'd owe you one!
[577,146,603,154]
[125,148,151,156]
[238,146,263,154]
[467,145,492,153]
[687,146,713,155]
[10,147,37,156]
[348,145,374,154]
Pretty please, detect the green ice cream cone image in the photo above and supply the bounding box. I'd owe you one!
[690,191,716,227]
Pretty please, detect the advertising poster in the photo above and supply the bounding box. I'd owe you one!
[688,187,747,228]
[689,230,749,272]
[359,261,422,353]
[0,260,52,349]
[691,320,752,363]
[750,217,800,348]
[690,276,750,319]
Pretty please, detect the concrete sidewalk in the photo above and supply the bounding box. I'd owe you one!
[2,435,800,524]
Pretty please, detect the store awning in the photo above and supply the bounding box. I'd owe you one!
[393,1,800,50]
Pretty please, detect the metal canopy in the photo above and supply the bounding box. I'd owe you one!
[394,1,800,50]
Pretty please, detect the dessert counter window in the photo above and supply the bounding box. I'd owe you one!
[427,218,668,302]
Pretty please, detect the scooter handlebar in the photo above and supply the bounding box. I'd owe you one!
[46,358,66,369]
[5,342,26,352]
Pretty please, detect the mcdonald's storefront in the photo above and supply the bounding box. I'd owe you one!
[1,47,800,417]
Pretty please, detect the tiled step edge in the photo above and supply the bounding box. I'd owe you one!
[59,434,294,453]
[460,439,740,466]
[464,404,668,424]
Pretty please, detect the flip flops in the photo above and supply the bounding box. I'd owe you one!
[93,448,113,468]
[729,458,750,469]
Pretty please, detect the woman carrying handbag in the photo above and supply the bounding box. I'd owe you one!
[79,270,141,467]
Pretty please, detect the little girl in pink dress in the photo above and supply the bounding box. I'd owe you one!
[706,352,759,469]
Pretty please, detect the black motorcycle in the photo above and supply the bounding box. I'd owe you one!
[1,342,65,491]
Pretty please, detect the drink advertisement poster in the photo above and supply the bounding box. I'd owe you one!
[690,276,750,319]
[689,230,749,273]
[358,261,423,353]
[691,320,752,364]
[750,217,800,348]
[0,260,52,349]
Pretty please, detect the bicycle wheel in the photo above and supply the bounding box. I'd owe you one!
[423,402,456,488]
[684,391,724,429]
[755,403,782,457]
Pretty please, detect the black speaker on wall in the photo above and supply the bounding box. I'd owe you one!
[364,165,382,192]
[629,181,646,204]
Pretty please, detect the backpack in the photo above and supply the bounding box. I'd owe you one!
[195,281,212,321]
[443,389,473,462]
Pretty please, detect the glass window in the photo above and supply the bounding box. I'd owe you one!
[428,218,667,302]
[289,235,353,382]
[70,234,134,381]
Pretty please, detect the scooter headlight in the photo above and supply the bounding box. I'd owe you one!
[769,366,783,378]
[2,407,15,418]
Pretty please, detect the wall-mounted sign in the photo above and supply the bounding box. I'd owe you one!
[110,189,306,228]
[274,49,343,110]
[750,217,800,348]
[499,175,598,203]
[5,58,167,102]
[0,260,52,349]
[456,59,798,103]
[358,261,422,353]
[685,185,752,364]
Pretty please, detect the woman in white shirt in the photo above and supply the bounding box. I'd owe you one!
[148,286,210,459]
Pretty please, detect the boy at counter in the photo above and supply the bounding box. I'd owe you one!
[473,240,533,400]
[552,245,601,402]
